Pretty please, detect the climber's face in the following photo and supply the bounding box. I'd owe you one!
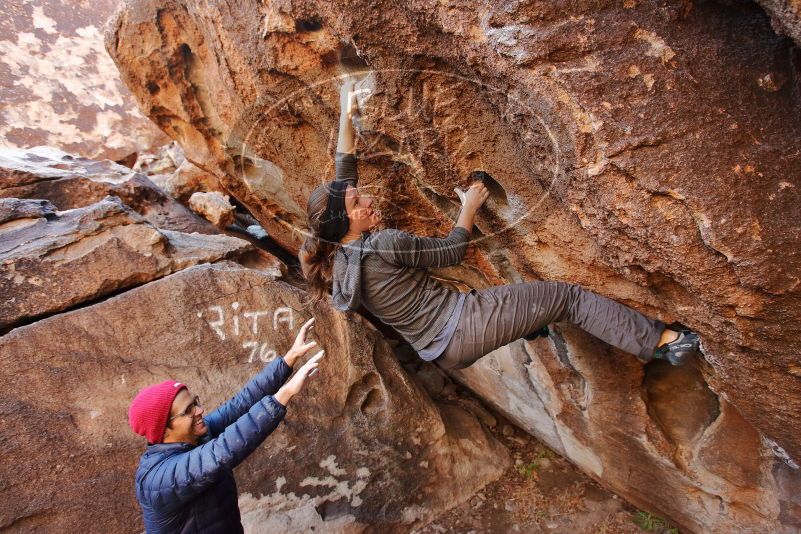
[345,185,380,232]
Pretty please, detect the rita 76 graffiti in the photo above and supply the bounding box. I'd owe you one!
[197,302,295,363]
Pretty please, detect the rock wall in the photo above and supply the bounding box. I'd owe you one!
[0,145,219,234]
[107,1,801,532]
[0,195,249,331]
[0,0,168,161]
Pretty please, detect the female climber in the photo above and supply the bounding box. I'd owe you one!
[299,79,701,370]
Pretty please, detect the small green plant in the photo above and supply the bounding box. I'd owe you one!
[632,511,679,533]
[515,460,539,478]
[536,448,555,460]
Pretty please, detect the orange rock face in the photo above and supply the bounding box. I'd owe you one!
[104,1,801,532]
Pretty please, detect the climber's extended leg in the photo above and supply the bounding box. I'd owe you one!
[436,281,676,370]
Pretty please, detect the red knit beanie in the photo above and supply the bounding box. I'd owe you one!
[128,380,187,444]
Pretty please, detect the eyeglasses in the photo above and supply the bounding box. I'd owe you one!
[168,395,201,421]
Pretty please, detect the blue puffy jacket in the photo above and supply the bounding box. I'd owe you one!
[134,357,292,533]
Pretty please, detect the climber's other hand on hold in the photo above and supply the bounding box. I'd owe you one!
[463,182,490,213]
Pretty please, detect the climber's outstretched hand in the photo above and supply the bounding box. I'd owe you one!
[462,182,490,212]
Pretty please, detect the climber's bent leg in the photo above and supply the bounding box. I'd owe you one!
[436,281,665,370]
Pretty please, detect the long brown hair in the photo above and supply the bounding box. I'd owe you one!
[300,184,339,301]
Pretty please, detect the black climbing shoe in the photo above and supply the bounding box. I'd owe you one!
[654,330,700,366]
[524,326,550,341]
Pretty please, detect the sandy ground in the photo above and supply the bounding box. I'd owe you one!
[405,365,680,534]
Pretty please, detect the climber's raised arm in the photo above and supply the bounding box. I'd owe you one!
[455,182,489,235]
[372,182,489,269]
[335,79,359,186]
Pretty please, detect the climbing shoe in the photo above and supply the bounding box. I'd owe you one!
[523,326,550,341]
[654,330,700,366]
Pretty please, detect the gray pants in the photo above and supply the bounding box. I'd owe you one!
[436,281,665,370]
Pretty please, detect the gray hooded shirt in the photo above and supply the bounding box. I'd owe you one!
[330,152,470,352]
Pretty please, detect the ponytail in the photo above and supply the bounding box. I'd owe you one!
[300,182,339,301]
[300,236,337,302]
